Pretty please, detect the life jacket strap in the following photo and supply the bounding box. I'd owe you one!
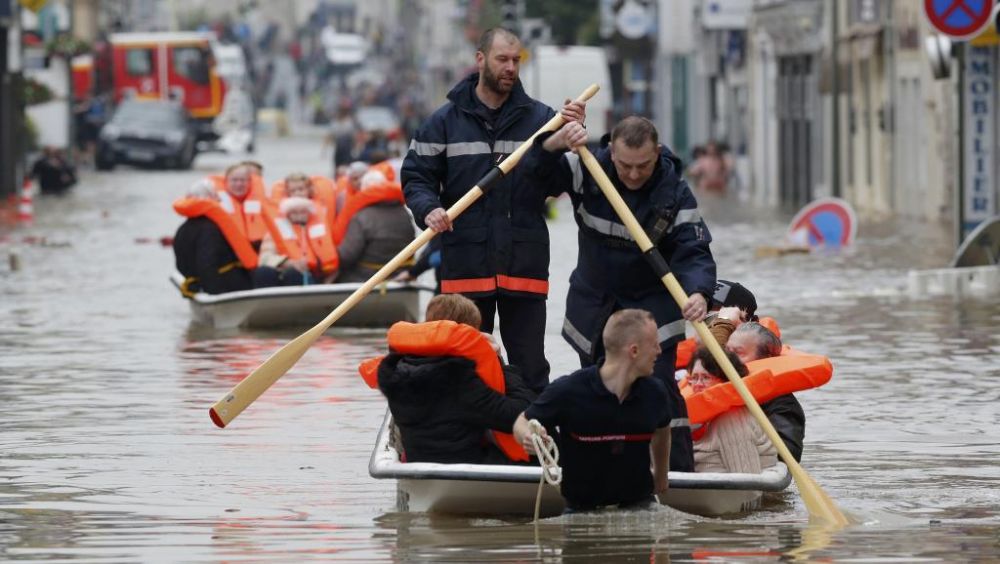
[179,276,199,298]
[216,260,242,274]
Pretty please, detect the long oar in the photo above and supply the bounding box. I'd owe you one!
[208,84,601,429]
[576,146,849,526]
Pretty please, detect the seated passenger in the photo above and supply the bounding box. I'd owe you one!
[31,147,77,194]
[333,161,369,217]
[687,347,777,474]
[255,197,339,286]
[333,170,415,283]
[172,180,256,295]
[375,294,536,464]
[725,322,806,461]
[211,163,275,251]
[271,173,337,227]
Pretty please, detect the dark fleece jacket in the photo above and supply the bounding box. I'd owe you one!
[377,353,535,464]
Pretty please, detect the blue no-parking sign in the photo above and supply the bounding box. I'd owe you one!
[924,0,996,39]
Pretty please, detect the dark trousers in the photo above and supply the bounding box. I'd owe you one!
[579,340,694,473]
[474,295,550,394]
[252,266,305,288]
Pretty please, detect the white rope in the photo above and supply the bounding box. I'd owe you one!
[529,419,561,525]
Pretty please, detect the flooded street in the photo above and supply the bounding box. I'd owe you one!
[1,133,998,562]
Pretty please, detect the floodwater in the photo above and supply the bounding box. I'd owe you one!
[1,134,998,562]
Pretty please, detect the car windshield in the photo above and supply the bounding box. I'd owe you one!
[113,102,184,127]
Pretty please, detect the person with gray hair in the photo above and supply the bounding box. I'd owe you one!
[512,309,671,512]
[333,168,415,283]
[716,318,807,462]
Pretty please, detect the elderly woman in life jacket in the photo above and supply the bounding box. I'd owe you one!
[255,196,340,286]
[687,347,777,474]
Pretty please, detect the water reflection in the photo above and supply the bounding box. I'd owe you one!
[1,138,998,560]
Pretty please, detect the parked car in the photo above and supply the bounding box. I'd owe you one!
[96,99,198,170]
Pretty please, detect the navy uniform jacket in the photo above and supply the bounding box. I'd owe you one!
[401,73,556,299]
[524,135,717,360]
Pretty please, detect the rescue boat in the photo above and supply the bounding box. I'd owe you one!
[170,272,430,329]
[368,410,792,518]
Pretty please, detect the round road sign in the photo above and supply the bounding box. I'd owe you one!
[924,0,995,40]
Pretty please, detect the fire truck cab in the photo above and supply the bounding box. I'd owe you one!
[107,32,226,142]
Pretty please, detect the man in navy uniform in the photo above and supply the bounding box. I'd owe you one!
[513,309,671,512]
[522,116,717,472]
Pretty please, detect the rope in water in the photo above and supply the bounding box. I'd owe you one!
[529,419,561,524]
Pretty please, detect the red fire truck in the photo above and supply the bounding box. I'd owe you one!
[103,32,227,141]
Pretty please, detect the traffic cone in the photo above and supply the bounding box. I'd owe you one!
[18,178,34,224]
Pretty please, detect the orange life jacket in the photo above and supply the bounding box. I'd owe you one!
[271,211,340,274]
[172,197,259,269]
[358,320,529,462]
[270,176,338,225]
[370,160,396,182]
[680,347,832,430]
[209,173,275,244]
[674,316,783,370]
[331,182,406,244]
[333,176,358,218]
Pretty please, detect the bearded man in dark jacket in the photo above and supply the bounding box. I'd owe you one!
[400,27,586,394]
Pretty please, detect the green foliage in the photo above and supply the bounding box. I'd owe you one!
[23,77,54,106]
[524,0,600,45]
[481,0,601,45]
[46,34,91,58]
[24,115,39,152]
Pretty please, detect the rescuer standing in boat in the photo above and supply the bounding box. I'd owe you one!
[400,27,586,394]
[522,116,717,472]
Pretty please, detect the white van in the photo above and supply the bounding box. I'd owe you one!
[519,45,612,141]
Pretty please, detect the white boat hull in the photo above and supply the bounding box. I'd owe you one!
[369,411,791,518]
[171,272,428,329]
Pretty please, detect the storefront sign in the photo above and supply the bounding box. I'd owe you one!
[963,46,996,236]
[703,0,753,30]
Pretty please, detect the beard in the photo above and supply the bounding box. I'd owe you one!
[482,62,516,96]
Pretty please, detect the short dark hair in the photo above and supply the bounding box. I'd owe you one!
[611,116,659,149]
[477,27,520,56]
[687,346,748,379]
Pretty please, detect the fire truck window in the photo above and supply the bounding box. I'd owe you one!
[125,49,153,76]
[174,47,210,85]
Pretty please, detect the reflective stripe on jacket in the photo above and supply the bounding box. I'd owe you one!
[523,138,716,358]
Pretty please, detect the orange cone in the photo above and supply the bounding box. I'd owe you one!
[18,177,34,224]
